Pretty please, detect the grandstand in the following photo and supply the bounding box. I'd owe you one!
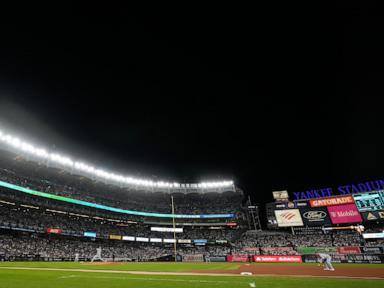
[0,127,383,266]
[0,128,249,262]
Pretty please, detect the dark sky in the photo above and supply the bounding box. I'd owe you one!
[0,3,382,206]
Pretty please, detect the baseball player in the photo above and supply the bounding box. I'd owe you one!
[91,247,104,262]
[316,253,335,271]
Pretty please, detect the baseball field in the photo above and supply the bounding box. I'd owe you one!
[0,262,383,288]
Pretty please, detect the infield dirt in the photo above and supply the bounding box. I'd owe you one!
[194,263,384,279]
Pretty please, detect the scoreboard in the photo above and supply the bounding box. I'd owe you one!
[353,191,384,212]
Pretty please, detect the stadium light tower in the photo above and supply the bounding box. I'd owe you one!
[171,196,177,262]
[246,196,262,231]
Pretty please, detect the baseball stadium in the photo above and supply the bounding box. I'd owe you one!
[0,128,383,288]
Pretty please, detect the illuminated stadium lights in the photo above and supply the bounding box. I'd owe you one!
[0,128,235,191]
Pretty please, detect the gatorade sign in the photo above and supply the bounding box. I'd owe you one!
[310,196,354,207]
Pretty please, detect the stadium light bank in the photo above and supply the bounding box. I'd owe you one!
[0,128,235,193]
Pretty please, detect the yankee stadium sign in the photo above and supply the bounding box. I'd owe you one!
[292,179,384,201]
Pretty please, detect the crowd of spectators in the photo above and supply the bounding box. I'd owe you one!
[0,233,173,260]
[332,231,363,247]
[2,228,380,260]
[0,202,241,242]
[230,229,381,255]
[0,233,236,260]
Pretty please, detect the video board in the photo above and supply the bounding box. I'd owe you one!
[353,191,384,212]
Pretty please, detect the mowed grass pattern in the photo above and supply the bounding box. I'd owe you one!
[0,261,240,271]
[0,262,383,288]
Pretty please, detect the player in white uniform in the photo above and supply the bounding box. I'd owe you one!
[74,253,80,262]
[317,253,335,271]
[91,247,104,262]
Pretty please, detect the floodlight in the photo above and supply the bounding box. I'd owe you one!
[0,126,235,191]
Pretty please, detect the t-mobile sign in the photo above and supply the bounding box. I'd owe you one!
[327,204,362,224]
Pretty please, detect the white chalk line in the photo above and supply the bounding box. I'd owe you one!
[0,266,383,280]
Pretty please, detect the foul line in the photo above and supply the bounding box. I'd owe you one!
[0,267,383,280]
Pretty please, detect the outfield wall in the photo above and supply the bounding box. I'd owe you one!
[2,253,384,263]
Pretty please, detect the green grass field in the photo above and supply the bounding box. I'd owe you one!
[0,262,383,288]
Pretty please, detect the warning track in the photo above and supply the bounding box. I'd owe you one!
[0,265,383,280]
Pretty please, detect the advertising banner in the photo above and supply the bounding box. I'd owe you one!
[136,237,149,242]
[343,254,384,264]
[310,196,354,208]
[122,236,135,241]
[362,232,384,239]
[274,209,304,227]
[47,228,62,234]
[83,232,96,237]
[163,239,176,243]
[183,254,204,262]
[178,239,191,244]
[297,247,337,254]
[275,201,308,210]
[274,203,288,210]
[361,210,384,222]
[337,246,361,254]
[295,201,310,208]
[362,247,382,254]
[150,227,183,233]
[109,235,122,240]
[253,255,302,263]
[215,240,228,244]
[260,247,294,252]
[193,239,208,244]
[302,254,384,264]
[299,207,331,226]
[243,248,260,252]
[208,256,227,262]
[150,238,162,243]
[353,191,384,212]
[273,190,289,201]
[327,204,362,224]
[227,255,249,262]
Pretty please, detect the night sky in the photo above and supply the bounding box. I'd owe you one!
[0,3,382,207]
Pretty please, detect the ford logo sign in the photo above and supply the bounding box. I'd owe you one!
[303,211,327,220]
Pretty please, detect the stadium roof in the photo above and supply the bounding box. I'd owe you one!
[0,127,236,193]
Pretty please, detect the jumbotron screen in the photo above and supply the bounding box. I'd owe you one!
[353,191,384,212]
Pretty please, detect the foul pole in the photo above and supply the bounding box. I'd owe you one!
[171,195,177,261]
